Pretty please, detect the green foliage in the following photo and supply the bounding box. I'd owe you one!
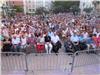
[71,5,80,12]
[83,8,93,13]
[35,7,49,15]
[13,6,23,12]
[51,1,80,13]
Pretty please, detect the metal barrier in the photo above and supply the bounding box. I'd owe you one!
[26,53,73,73]
[1,52,27,72]
[1,48,100,75]
[1,52,73,75]
[71,48,100,74]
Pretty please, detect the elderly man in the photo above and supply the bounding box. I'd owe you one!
[70,32,80,52]
[51,32,62,54]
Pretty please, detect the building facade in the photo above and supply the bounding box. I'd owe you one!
[23,0,53,14]
[0,0,24,16]
[1,0,99,15]
[80,0,94,14]
[7,0,23,7]
[23,0,36,14]
[95,2,100,13]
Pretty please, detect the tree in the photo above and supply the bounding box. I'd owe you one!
[51,1,80,14]
[71,5,80,15]
[52,5,64,13]
[83,8,93,13]
[35,7,48,15]
[13,6,23,12]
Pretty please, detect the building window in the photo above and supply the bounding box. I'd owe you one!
[28,9,35,12]
[29,9,31,12]
[33,9,35,11]
[6,2,8,5]
[12,1,14,6]
[83,3,85,7]
[12,1,14,5]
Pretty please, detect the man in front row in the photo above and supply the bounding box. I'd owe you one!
[44,33,53,54]
[51,32,62,54]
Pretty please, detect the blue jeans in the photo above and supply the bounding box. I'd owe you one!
[12,44,20,52]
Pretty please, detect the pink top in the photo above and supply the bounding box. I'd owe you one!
[97,37,100,43]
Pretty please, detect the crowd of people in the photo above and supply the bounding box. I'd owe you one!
[0,13,100,54]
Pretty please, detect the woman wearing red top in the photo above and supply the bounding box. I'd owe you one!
[92,34,98,48]
[97,35,100,48]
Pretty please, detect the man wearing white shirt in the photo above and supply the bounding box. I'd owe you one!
[70,33,80,52]
[51,33,60,44]
[70,34,79,42]
[93,27,98,35]
[12,36,21,45]
[51,32,61,54]
[48,30,54,38]
[12,35,21,52]
[82,31,89,40]
[20,35,27,50]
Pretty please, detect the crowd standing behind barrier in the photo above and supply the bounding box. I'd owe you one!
[0,13,100,53]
